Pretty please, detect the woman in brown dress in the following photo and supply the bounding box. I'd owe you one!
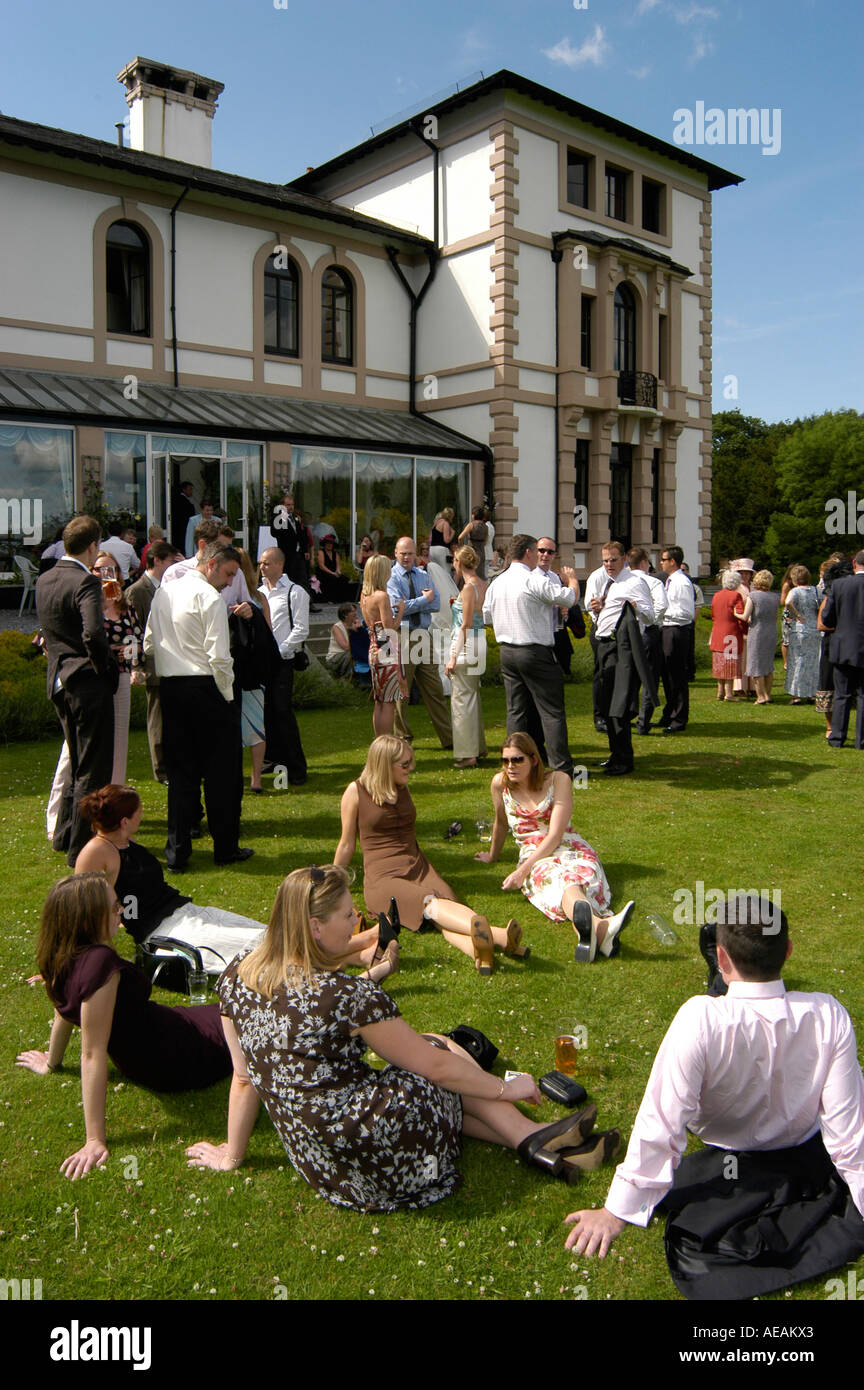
[360,554,408,736]
[186,865,601,1208]
[335,735,529,974]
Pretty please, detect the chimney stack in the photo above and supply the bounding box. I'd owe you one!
[117,57,224,167]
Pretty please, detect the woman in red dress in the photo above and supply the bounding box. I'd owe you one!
[709,570,747,701]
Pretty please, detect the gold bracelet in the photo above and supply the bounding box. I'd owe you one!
[496,1077,505,1099]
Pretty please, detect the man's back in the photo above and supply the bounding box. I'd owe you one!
[824,572,864,666]
[35,559,112,695]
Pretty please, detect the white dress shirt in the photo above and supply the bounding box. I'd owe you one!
[605,980,864,1226]
[663,568,696,625]
[593,566,655,639]
[162,556,250,609]
[483,562,574,646]
[643,572,669,626]
[583,565,607,611]
[101,536,139,580]
[260,575,309,661]
[143,570,234,701]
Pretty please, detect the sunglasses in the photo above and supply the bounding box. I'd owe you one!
[308,866,326,885]
[537,548,556,555]
[501,754,526,765]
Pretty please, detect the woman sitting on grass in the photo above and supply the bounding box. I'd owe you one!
[335,735,529,974]
[15,873,232,1179]
[186,864,605,1205]
[475,732,634,963]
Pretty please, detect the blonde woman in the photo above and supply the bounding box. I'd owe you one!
[739,570,781,704]
[444,544,488,768]
[335,735,528,974]
[186,865,600,1202]
[360,553,407,736]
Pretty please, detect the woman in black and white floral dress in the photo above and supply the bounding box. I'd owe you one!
[186,865,598,1209]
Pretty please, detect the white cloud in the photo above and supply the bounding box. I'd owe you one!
[687,37,714,63]
[629,65,652,79]
[673,3,720,22]
[543,25,611,68]
[636,0,662,13]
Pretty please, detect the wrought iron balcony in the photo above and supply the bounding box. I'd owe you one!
[617,371,658,408]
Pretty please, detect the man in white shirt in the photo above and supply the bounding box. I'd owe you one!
[259,547,308,786]
[101,522,139,581]
[563,896,864,1300]
[483,534,579,775]
[628,547,668,736]
[184,500,216,559]
[583,559,611,733]
[144,543,251,870]
[658,544,695,733]
[589,542,655,776]
[388,536,452,750]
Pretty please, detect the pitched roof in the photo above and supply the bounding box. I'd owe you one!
[291,68,743,193]
[0,366,487,459]
[0,115,432,248]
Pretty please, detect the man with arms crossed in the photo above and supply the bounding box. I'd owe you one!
[563,897,864,1300]
[483,534,579,775]
[388,536,452,749]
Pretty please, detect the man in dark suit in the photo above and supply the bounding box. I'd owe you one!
[172,480,197,554]
[270,492,310,591]
[126,541,179,782]
[35,515,119,864]
[821,550,864,749]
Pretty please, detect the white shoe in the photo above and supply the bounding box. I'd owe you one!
[598,901,634,958]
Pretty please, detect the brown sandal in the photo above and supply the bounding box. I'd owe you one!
[470,917,494,975]
[504,918,530,959]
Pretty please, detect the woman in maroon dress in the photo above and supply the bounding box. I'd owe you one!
[335,735,529,974]
[15,874,231,1179]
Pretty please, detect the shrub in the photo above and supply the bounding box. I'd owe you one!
[0,631,59,742]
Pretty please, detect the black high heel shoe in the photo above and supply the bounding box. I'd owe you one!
[377,898,402,952]
[517,1104,598,1176]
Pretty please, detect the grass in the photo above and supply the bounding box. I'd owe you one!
[2,637,863,1304]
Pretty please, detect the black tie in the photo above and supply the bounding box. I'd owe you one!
[407,570,420,629]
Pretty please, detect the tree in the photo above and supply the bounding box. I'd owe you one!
[710,411,783,571]
[763,410,864,574]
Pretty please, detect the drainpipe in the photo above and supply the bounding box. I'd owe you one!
[551,244,563,551]
[170,186,190,388]
[384,121,442,418]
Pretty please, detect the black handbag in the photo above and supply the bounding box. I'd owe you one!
[135,937,226,993]
[445,1024,499,1072]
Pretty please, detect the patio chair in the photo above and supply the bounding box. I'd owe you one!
[14,554,37,615]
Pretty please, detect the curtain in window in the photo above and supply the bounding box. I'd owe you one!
[0,425,74,544]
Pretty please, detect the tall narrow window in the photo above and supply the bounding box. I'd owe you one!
[651,448,661,544]
[264,253,300,356]
[609,443,633,551]
[567,150,591,209]
[321,267,354,365]
[658,313,669,382]
[574,439,589,543]
[106,221,150,335]
[580,296,594,370]
[642,178,663,234]
[605,166,629,222]
[613,283,636,374]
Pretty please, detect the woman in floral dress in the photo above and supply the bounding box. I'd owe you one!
[185,865,599,1206]
[784,565,821,702]
[475,732,634,963]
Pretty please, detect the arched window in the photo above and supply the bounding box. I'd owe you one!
[321,267,354,365]
[106,221,150,336]
[264,253,300,356]
[613,283,636,374]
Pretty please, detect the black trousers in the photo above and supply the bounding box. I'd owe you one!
[828,661,864,747]
[661,624,692,730]
[638,625,663,732]
[659,1132,864,1301]
[595,637,636,770]
[52,671,115,865]
[160,676,242,866]
[264,660,307,783]
[499,643,573,775]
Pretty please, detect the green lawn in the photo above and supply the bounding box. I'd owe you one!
[3,659,863,1303]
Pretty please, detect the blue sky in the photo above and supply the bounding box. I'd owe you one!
[1,0,862,422]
